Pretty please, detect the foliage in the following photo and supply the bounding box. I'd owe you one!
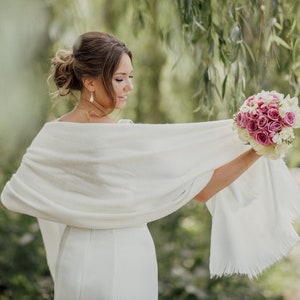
[176,0,300,116]
[0,212,53,300]
[173,0,300,167]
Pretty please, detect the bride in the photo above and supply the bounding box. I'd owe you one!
[1,31,300,300]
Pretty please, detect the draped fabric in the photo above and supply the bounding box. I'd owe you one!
[1,119,300,279]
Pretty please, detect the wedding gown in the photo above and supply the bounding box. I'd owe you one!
[54,225,157,300]
[2,119,300,300]
[53,120,158,300]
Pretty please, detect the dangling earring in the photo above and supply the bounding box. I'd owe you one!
[89,92,94,103]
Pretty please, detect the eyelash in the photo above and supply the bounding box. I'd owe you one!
[115,76,134,82]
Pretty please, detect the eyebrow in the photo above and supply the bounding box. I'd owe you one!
[114,71,133,75]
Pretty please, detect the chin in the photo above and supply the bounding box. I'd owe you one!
[116,101,127,110]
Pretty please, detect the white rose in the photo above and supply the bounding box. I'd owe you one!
[272,133,282,144]
[279,103,290,117]
[237,128,250,143]
[294,110,300,128]
[275,143,289,156]
[279,127,294,141]
[250,139,280,159]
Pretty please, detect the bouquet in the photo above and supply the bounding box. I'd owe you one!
[233,90,300,159]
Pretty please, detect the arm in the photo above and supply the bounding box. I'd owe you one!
[194,148,261,202]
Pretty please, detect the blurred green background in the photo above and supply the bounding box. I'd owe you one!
[1,0,300,299]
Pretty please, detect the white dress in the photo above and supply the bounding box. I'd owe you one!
[53,120,158,300]
[54,225,158,300]
[2,118,300,296]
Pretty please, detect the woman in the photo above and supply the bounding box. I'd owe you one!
[1,32,300,300]
[52,31,259,199]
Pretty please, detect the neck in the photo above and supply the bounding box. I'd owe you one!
[77,97,109,116]
[74,98,114,123]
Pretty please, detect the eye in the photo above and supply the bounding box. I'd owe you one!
[114,75,134,83]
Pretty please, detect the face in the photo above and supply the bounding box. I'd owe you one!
[83,53,133,112]
[112,53,134,109]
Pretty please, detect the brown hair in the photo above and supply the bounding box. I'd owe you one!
[49,32,132,109]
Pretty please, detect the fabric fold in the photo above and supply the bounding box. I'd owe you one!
[1,119,300,279]
[207,158,300,278]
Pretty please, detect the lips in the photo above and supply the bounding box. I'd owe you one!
[117,96,128,101]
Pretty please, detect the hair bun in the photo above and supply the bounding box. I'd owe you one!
[51,50,74,66]
[50,50,79,96]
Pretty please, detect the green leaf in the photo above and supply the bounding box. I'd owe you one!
[222,75,228,99]
[242,41,255,63]
[271,35,292,50]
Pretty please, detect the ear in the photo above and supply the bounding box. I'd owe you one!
[82,77,97,92]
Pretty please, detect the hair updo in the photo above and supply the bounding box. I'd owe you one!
[49,32,132,108]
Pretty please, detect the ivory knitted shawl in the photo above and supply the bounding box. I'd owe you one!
[1,119,300,279]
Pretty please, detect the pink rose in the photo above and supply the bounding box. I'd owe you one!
[268,121,282,132]
[270,93,280,101]
[246,96,255,104]
[268,102,278,109]
[247,112,259,120]
[268,131,276,139]
[257,115,269,129]
[246,119,258,134]
[257,102,267,112]
[283,112,296,126]
[254,130,273,146]
[236,112,247,127]
[257,106,268,113]
[267,108,280,121]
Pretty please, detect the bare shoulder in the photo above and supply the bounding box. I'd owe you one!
[56,110,86,123]
[57,111,78,122]
[57,110,116,123]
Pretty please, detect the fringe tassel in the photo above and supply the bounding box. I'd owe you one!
[210,231,300,279]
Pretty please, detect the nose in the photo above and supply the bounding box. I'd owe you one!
[125,78,134,92]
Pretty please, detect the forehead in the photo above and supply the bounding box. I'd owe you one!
[115,53,133,73]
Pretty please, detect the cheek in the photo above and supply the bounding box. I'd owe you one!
[112,81,118,92]
[112,81,124,94]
